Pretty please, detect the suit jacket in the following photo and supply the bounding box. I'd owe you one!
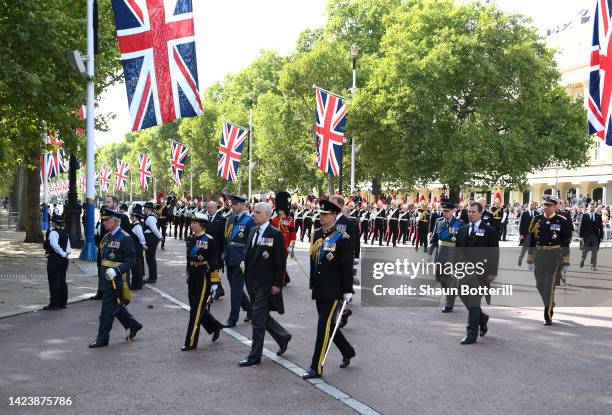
[579,213,604,241]
[519,210,535,237]
[244,223,285,314]
[455,222,499,278]
[336,215,360,259]
[207,212,227,268]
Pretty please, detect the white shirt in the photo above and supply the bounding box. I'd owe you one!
[132,222,146,246]
[144,215,162,239]
[49,228,71,258]
[469,220,482,235]
[252,221,269,247]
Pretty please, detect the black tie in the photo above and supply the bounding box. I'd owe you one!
[470,224,475,236]
[591,214,594,222]
[253,227,260,248]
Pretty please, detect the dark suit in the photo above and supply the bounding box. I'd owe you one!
[207,212,227,293]
[518,210,536,263]
[455,221,499,340]
[579,212,604,268]
[244,223,290,359]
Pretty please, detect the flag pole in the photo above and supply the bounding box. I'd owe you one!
[130,169,133,202]
[80,0,97,261]
[248,108,253,202]
[42,133,49,231]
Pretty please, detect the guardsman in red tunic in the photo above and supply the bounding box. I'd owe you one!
[271,191,297,287]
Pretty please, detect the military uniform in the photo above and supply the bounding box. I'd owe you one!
[183,215,223,350]
[415,207,430,251]
[303,201,356,379]
[90,209,142,348]
[302,208,314,241]
[398,208,410,244]
[129,204,146,290]
[370,206,386,246]
[490,204,503,240]
[527,196,572,325]
[359,207,371,243]
[385,206,400,247]
[43,215,70,310]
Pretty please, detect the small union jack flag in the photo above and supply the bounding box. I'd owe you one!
[100,166,112,192]
[115,159,130,192]
[170,141,189,187]
[110,0,203,131]
[589,0,612,146]
[138,152,153,189]
[79,174,87,193]
[217,121,248,183]
[315,88,347,176]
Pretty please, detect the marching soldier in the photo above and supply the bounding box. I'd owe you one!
[427,198,464,313]
[415,201,430,252]
[371,201,386,246]
[398,204,410,245]
[359,203,371,244]
[517,201,537,266]
[223,195,254,327]
[182,212,224,351]
[302,204,314,242]
[173,201,184,239]
[579,203,604,271]
[89,209,142,348]
[129,204,146,290]
[143,202,162,284]
[294,205,304,241]
[271,191,296,287]
[206,200,227,299]
[156,196,168,250]
[490,193,503,240]
[385,201,400,247]
[43,213,71,310]
[526,195,572,326]
[302,200,356,379]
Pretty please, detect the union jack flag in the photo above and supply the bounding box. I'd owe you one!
[315,88,347,176]
[110,0,203,131]
[589,0,612,146]
[138,152,153,189]
[79,174,87,193]
[100,166,112,192]
[217,121,248,183]
[170,140,189,187]
[115,159,130,192]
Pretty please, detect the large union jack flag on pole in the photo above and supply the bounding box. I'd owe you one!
[115,160,130,192]
[110,0,203,131]
[217,121,249,183]
[137,152,153,189]
[170,140,189,187]
[589,0,612,146]
[315,87,347,176]
[100,166,112,192]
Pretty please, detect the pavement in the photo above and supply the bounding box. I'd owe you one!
[1,229,612,414]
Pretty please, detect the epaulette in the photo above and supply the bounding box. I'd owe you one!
[120,230,130,237]
[436,216,445,221]
[338,230,350,239]
[556,214,567,221]
[204,233,214,240]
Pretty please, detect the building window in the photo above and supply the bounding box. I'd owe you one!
[594,140,602,160]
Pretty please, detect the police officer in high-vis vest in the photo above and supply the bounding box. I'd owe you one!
[302,200,356,380]
[43,213,71,310]
[89,209,143,348]
[526,195,572,326]
[182,212,224,351]
[223,195,254,327]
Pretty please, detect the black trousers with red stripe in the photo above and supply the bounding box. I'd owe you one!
[184,272,223,348]
[309,299,355,375]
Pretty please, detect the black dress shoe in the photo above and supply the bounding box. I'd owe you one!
[580,259,585,268]
[480,315,489,337]
[543,319,553,326]
[340,349,356,368]
[89,340,109,348]
[302,369,320,380]
[238,357,261,367]
[59,305,67,309]
[223,321,236,328]
[42,305,60,310]
[212,327,221,342]
[517,258,522,267]
[127,323,143,341]
[181,345,196,351]
[277,335,291,356]
[339,309,352,328]
[441,306,453,313]
[460,336,477,345]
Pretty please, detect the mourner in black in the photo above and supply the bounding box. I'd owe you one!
[527,195,572,326]
[238,203,291,367]
[517,202,537,266]
[579,204,604,271]
[43,214,71,310]
[302,200,356,379]
[143,201,162,283]
[454,202,499,345]
[182,212,224,351]
[206,200,227,299]
[129,204,146,290]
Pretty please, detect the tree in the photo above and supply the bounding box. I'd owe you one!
[349,0,590,196]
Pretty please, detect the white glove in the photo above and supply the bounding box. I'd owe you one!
[343,293,353,303]
[528,263,535,272]
[353,258,360,266]
[561,266,569,275]
[211,284,218,296]
[239,261,245,273]
[426,254,434,263]
[105,268,117,280]
[287,247,293,254]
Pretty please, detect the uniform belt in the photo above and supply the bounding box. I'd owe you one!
[536,245,561,250]
[439,241,456,247]
[101,260,122,267]
[388,218,398,221]
[230,242,245,246]
[189,260,209,266]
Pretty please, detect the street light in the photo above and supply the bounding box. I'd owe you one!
[349,44,359,195]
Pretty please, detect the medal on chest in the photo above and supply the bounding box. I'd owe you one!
[326,252,334,261]
[109,251,115,259]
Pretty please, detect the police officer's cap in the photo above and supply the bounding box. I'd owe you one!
[440,198,456,210]
[143,201,156,210]
[319,199,341,214]
[50,213,64,224]
[192,212,210,224]
[231,195,247,205]
[120,203,128,211]
[101,208,123,220]
[130,204,144,218]
[542,195,561,205]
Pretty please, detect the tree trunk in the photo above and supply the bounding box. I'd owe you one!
[24,152,43,243]
[372,177,381,198]
[12,166,27,231]
[449,185,461,204]
[327,174,334,197]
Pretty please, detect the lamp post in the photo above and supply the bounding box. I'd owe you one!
[350,44,359,195]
